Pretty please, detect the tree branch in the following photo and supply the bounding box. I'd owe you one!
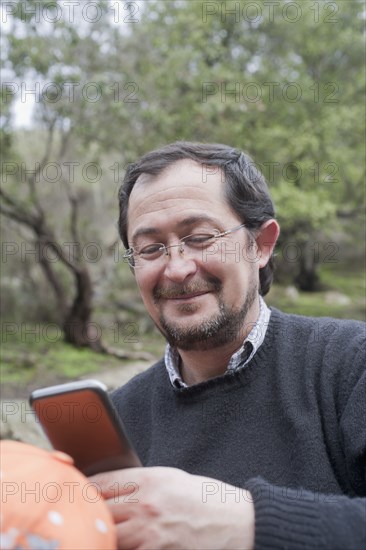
[0,197,39,229]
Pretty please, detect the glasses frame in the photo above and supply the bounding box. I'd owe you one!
[123,223,246,268]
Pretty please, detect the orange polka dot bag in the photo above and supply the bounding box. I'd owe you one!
[0,441,117,550]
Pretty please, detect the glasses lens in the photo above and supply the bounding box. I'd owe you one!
[139,243,165,259]
[126,243,165,268]
[183,233,217,248]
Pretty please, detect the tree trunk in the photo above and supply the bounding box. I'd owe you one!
[38,244,69,320]
[63,267,102,351]
[295,241,322,291]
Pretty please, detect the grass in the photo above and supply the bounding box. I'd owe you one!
[320,264,365,302]
[0,335,112,384]
[0,321,166,390]
[267,264,365,321]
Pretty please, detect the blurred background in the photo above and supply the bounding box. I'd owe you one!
[1,0,365,406]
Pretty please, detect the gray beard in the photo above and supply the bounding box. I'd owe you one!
[158,277,258,351]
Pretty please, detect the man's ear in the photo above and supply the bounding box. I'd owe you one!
[255,219,280,269]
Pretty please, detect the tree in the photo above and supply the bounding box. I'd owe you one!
[1,124,98,348]
[0,1,150,355]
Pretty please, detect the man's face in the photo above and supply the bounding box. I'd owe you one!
[127,159,260,350]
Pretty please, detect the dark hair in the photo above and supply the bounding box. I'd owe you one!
[118,141,276,295]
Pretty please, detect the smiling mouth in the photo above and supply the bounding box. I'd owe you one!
[168,291,209,301]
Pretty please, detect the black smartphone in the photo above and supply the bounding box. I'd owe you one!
[29,379,141,476]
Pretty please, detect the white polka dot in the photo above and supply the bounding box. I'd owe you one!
[48,510,64,526]
[95,518,108,533]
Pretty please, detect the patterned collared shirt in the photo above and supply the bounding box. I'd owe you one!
[164,296,271,388]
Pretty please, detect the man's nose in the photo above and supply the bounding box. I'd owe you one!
[163,248,198,283]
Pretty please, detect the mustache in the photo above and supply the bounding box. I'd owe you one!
[153,278,221,301]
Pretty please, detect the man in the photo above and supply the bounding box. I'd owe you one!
[92,142,365,550]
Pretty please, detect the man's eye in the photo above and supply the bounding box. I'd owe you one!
[184,234,215,247]
[139,244,164,256]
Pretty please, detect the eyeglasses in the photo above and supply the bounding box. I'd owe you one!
[123,223,246,268]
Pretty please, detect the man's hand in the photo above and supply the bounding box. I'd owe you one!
[91,466,254,550]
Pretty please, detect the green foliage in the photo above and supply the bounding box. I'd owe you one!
[272,181,337,240]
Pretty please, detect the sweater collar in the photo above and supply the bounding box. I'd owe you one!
[164,296,271,388]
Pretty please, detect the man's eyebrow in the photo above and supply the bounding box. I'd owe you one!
[131,215,219,244]
[131,227,159,243]
[177,215,218,228]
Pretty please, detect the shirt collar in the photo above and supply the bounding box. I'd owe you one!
[164,296,271,388]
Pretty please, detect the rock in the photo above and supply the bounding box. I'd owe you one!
[1,399,50,448]
[284,286,299,301]
[324,291,351,306]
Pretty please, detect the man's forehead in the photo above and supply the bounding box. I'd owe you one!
[127,159,231,240]
[133,159,224,190]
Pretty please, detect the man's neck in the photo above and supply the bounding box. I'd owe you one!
[177,298,260,386]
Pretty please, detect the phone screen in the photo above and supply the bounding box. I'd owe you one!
[30,382,141,475]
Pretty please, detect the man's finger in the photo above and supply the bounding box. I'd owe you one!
[89,467,144,498]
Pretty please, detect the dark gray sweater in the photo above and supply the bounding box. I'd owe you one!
[111,308,366,549]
